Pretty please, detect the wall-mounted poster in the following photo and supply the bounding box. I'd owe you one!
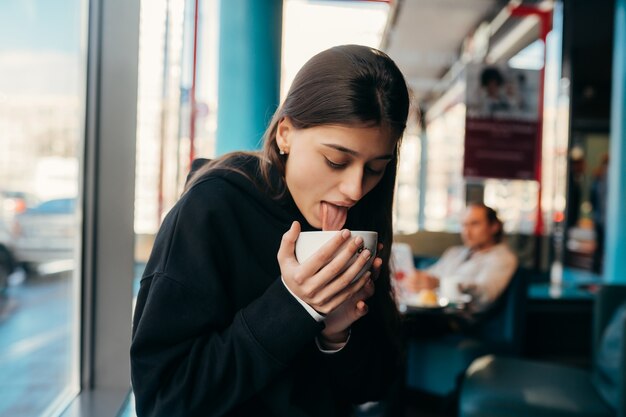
[464,63,541,180]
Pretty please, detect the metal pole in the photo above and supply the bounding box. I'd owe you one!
[605,0,626,283]
[189,0,199,166]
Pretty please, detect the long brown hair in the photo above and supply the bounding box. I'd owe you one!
[188,44,410,347]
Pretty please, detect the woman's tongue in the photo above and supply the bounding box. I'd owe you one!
[321,201,348,231]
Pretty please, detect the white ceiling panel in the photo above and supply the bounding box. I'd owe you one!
[383,0,506,102]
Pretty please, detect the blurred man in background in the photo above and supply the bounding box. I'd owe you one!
[406,203,518,312]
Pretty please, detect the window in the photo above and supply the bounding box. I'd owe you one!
[0,0,88,414]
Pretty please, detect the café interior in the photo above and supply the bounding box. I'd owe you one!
[0,0,625,416]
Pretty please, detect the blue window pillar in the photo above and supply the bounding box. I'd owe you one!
[216,0,283,155]
[605,0,626,283]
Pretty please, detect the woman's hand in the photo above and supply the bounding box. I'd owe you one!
[319,249,383,343]
[277,221,373,316]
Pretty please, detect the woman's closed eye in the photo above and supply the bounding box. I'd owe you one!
[324,157,384,176]
[324,157,347,169]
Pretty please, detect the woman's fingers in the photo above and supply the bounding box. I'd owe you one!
[328,273,374,318]
[296,229,352,278]
[316,241,372,297]
[313,263,373,314]
[351,273,375,303]
[369,242,383,281]
[371,257,383,281]
[356,300,369,317]
[280,227,381,316]
[276,221,301,268]
[313,234,365,282]
[298,231,366,293]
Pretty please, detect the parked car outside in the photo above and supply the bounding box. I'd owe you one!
[12,198,78,272]
[0,190,36,292]
[0,191,39,221]
[0,220,16,293]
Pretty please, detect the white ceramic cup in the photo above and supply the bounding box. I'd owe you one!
[295,231,378,282]
[439,275,463,301]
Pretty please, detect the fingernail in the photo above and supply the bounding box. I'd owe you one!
[341,229,351,239]
[355,236,363,246]
[362,249,371,259]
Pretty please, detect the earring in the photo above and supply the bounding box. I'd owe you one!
[279,149,285,155]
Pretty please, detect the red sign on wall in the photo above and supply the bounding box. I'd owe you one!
[464,118,539,180]
[463,64,540,180]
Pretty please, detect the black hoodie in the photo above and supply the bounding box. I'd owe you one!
[130,154,396,417]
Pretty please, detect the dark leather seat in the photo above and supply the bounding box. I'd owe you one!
[459,284,626,417]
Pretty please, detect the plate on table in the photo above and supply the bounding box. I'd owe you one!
[398,290,449,312]
[444,293,472,308]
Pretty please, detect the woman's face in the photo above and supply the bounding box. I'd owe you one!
[276,118,396,230]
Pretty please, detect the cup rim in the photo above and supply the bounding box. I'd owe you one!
[298,230,377,235]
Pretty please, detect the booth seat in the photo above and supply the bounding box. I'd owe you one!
[459,285,626,417]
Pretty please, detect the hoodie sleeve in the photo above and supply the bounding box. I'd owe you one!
[317,299,400,404]
[130,181,323,417]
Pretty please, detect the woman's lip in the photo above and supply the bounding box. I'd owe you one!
[322,200,354,209]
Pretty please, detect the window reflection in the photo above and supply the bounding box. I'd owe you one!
[0,0,86,414]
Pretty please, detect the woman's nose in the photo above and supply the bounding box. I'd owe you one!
[339,168,364,202]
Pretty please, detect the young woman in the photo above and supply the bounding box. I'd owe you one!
[130,44,410,417]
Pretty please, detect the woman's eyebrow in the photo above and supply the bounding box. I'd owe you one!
[321,143,393,160]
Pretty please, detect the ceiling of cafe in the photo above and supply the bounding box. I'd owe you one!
[381,0,509,105]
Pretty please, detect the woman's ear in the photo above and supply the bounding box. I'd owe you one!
[276,117,292,153]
